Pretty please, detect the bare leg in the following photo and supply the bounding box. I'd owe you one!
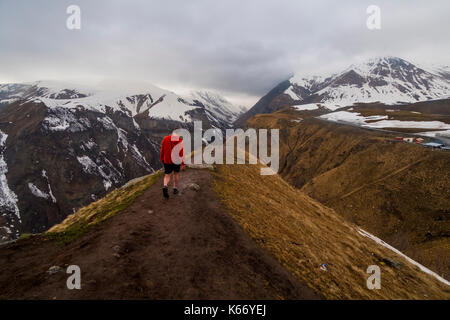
[164,173,171,187]
[173,172,179,188]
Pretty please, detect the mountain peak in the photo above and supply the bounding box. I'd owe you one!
[188,90,248,120]
[346,56,418,77]
[285,56,450,106]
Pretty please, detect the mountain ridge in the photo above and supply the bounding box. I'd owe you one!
[0,80,246,126]
[236,56,450,125]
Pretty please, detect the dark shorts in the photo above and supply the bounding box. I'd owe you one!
[163,163,181,174]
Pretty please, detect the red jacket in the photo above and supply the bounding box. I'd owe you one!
[160,134,185,165]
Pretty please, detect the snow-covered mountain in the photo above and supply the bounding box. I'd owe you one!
[284,56,450,108]
[189,90,247,125]
[0,81,93,108]
[0,80,246,242]
[0,80,245,127]
[417,63,450,82]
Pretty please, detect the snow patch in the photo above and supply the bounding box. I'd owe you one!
[97,116,129,152]
[364,119,450,129]
[43,108,91,132]
[319,111,388,126]
[96,116,116,130]
[418,129,450,138]
[293,104,319,111]
[42,170,57,203]
[80,139,96,151]
[0,130,20,221]
[1,226,12,234]
[319,111,450,130]
[77,155,121,191]
[293,103,343,112]
[358,228,450,286]
[28,182,53,201]
[130,144,153,172]
[285,86,300,100]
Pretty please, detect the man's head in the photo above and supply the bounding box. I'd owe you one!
[171,127,183,140]
[173,126,184,136]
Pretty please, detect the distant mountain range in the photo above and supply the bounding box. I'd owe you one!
[0,80,246,127]
[0,80,246,242]
[236,56,450,125]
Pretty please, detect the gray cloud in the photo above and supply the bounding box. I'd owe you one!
[0,0,449,106]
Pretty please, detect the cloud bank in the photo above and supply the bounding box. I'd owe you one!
[1,0,449,106]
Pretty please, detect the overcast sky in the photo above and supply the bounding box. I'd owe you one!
[0,0,449,106]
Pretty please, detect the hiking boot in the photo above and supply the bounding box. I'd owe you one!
[173,188,179,195]
[162,186,169,199]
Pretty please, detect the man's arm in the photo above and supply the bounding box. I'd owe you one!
[180,141,185,163]
[180,140,185,169]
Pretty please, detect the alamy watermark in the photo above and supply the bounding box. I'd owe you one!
[66,5,81,30]
[366,265,381,289]
[366,5,381,30]
[66,265,81,289]
[170,121,279,175]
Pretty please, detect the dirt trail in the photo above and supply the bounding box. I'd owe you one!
[0,168,320,299]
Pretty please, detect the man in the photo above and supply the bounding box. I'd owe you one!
[160,129,185,198]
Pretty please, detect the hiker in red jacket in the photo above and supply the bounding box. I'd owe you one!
[160,130,185,198]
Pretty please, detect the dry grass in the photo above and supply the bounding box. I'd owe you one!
[213,162,450,299]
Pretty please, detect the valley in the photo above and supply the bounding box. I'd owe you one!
[247,108,450,279]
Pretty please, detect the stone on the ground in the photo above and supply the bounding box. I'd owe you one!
[382,257,402,270]
[188,183,200,191]
[47,266,62,275]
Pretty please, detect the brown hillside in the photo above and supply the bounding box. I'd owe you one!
[247,109,450,279]
[213,163,449,299]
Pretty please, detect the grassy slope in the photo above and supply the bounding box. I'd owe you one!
[213,163,450,299]
[247,109,450,279]
[46,171,162,243]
